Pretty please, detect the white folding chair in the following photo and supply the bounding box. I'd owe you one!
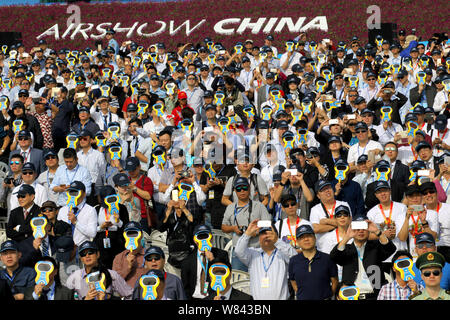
[211,229,232,250]
[0,162,8,179]
[224,241,234,264]
[150,230,167,243]
[231,270,250,284]
[231,280,251,295]
[149,239,170,257]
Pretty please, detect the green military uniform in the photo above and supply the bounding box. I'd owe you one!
[409,252,450,300]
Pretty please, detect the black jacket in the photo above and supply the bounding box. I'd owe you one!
[204,288,253,300]
[367,92,408,125]
[330,239,396,291]
[24,284,74,300]
[180,248,229,300]
[6,204,41,242]
[409,84,437,110]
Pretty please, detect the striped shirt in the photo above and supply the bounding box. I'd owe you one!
[377,280,423,300]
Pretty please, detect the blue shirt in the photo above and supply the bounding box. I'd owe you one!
[413,262,450,290]
[0,266,36,295]
[50,164,93,206]
[331,179,366,218]
[288,250,338,300]
[108,38,119,55]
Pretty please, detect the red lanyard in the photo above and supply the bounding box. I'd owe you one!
[325,202,336,219]
[411,146,418,160]
[438,129,448,140]
[287,217,300,247]
[104,208,110,238]
[379,202,393,225]
[335,228,340,242]
[436,203,441,214]
[410,214,420,236]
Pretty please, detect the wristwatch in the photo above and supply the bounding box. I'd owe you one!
[375,230,382,237]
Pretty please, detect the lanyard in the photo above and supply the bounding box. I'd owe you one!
[261,249,278,275]
[21,149,30,163]
[379,202,393,225]
[441,178,450,194]
[65,165,79,184]
[356,245,364,262]
[234,203,249,226]
[335,228,340,242]
[134,137,140,153]
[436,203,441,214]
[46,171,53,188]
[411,146,418,160]
[287,218,300,247]
[3,268,19,283]
[102,112,112,128]
[357,143,368,159]
[438,129,448,141]
[410,214,420,236]
[197,251,208,282]
[323,201,336,218]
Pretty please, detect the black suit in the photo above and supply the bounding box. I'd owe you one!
[367,92,408,125]
[6,203,41,242]
[391,160,410,189]
[330,239,396,295]
[24,284,74,300]
[181,247,229,300]
[204,288,253,300]
[0,279,14,301]
[409,84,437,110]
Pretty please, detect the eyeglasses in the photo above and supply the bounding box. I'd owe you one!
[335,212,350,218]
[355,130,367,134]
[22,171,34,175]
[235,186,249,192]
[145,255,161,262]
[10,161,21,165]
[79,249,97,257]
[282,201,297,208]
[18,137,30,141]
[416,242,434,249]
[422,270,441,277]
[45,155,57,160]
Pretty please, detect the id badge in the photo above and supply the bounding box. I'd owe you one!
[208,190,214,199]
[261,277,270,288]
[103,238,111,249]
[203,282,209,295]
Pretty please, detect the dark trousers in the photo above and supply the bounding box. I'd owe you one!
[438,246,450,264]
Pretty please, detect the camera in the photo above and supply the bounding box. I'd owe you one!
[4,177,13,185]
[179,170,191,179]
[240,226,247,233]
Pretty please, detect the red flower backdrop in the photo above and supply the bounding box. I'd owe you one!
[0,0,447,51]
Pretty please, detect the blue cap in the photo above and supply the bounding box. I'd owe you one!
[335,205,351,215]
[79,106,90,113]
[354,122,368,131]
[0,240,19,253]
[233,177,250,188]
[78,240,98,253]
[352,215,367,222]
[144,246,165,259]
[315,180,332,193]
[113,173,130,187]
[14,184,35,196]
[193,224,211,236]
[44,150,58,159]
[296,224,315,238]
[415,141,432,152]
[22,162,36,172]
[357,154,368,164]
[127,103,138,112]
[124,221,142,232]
[415,232,435,244]
[67,181,86,192]
[125,157,140,171]
[374,180,391,192]
[375,160,390,169]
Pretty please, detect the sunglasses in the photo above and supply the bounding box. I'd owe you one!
[45,155,57,160]
[145,255,161,262]
[335,77,343,80]
[18,137,30,141]
[41,208,55,213]
[385,147,397,152]
[422,270,441,277]
[17,194,28,199]
[235,186,249,192]
[355,130,367,134]
[10,161,21,165]
[422,190,436,195]
[348,123,356,127]
[22,171,34,175]
[335,212,350,218]
[368,78,376,81]
[80,137,90,141]
[18,94,28,98]
[79,249,97,257]
[349,94,358,97]
[416,242,434,249]
[282,201,297,208]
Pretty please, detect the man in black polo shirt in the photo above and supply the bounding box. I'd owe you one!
[288,225,338,300]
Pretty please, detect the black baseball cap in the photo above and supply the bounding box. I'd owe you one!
[415,232,435,244]
[374,181,391,192]
[0,240,19,253]
[78,241,98,254]
[55,236,75,263]
[296,224,315,238]
[67,181,86,192]
[113,173,130,187]
[125,157,140,171]
[22,162,36,173]
[315,180,332,193]
[144,246,165,259]
[14,184,35,196]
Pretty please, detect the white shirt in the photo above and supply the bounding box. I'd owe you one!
[431,128,450,157]
[309,201,352,245]
[37,170,58,203]
[433,90,449,114]
[279,51,301,76]
[143,120,165,136]
[90,108,120,131]
[237,68,254,91]
[192,250,209,299]
[406,210,439,259]
[367,201,407,261]
[274,217,312,248]
[77,148,106,185]
[57,201,98,246]
[9,182,48,211]
[347,140,383,165]
[434,203,450,247]
[374,122,403,146]
[96,206,124,232]
[147,161,172,203]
